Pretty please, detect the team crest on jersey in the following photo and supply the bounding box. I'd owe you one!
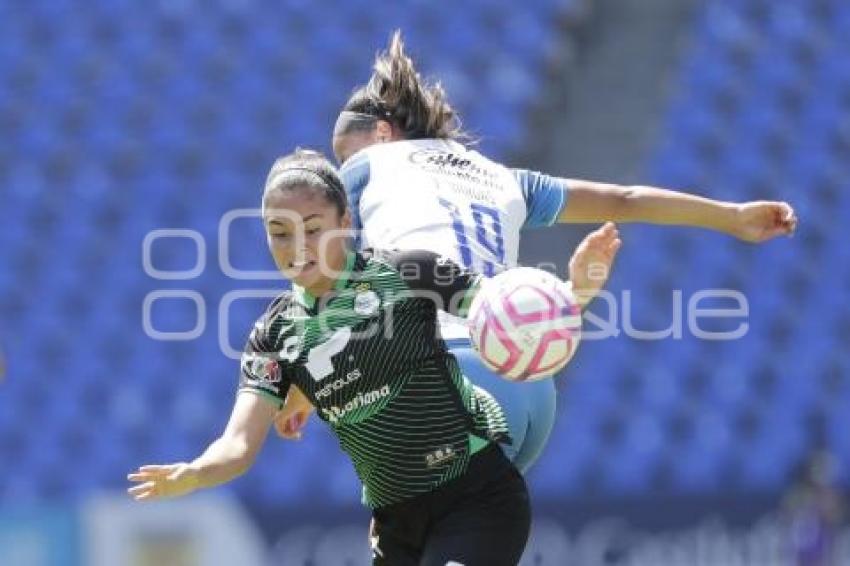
[354,290,380,316]
[354,282,371,292]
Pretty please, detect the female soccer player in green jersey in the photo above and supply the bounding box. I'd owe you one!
[128,149,620,565]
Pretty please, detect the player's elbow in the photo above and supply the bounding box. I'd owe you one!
[592,183,635,221]
[222,436,261,476]
[609,184,646,221]
[615,184,641,205]
[620,185,643,200]
[236,442,262,474]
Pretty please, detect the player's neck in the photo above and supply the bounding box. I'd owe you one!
[303,276,337,300]
[300,251,354,300]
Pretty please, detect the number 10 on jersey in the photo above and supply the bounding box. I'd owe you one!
[438,198,506,277]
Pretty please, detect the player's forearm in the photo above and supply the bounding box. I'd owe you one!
[188,436,255,490]
[559,182,739,234]
[618,185,738,231]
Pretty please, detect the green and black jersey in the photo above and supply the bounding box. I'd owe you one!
[239,249,511,509]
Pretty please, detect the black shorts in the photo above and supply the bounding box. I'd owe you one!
[370,444,531,566]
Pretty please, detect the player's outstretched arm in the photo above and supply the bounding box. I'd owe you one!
[568,222,622,309]
[127,391,277,501]
[559,180,797,243]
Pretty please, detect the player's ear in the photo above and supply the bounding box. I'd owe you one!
[339,209,353,231]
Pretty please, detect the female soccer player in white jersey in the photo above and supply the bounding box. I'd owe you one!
[274,32,798,474]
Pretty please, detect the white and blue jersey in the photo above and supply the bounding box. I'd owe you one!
[340,139,569,340]
[339,139,570,473]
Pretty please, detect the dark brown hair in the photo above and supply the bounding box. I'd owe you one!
[264,149,347,217]
[340,31,467,141]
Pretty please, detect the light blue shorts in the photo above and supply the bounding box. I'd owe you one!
[447,339,559,474]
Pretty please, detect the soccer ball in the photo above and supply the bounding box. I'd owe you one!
[468,267,582,382]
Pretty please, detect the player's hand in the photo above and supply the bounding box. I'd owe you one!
[274,385,315,441]
[731,201,797,243]
[127,463,199,501]
[568,222,622,308]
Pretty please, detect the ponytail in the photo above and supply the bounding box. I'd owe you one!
[341,31,467,141]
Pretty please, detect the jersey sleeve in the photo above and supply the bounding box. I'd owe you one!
[513,168,570,229]
[238,308,291,408]
[383,249,482,317]
[339,151,371,249]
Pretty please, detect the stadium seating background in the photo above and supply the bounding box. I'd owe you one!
[0,0,846,551]
[545,0,850,499]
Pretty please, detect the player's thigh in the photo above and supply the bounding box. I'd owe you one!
[370,534,420,566]
[420,466,531,566]
[512,374,558,474]
[451,342,558,472]
[450,343,528,459]
[369,514,423,566]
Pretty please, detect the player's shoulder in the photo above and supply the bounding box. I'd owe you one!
[339,149,374,199]
[360,247,421,267]
[340,147,372,175]
[347,138,447,164]
[341,139,417,172]
[360,247,387,263]
[356,248,399,276]
[356,248,425,283]
[263,290,300,318]
[252,290,308,341]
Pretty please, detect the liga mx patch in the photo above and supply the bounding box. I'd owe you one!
[248,355,281,383]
